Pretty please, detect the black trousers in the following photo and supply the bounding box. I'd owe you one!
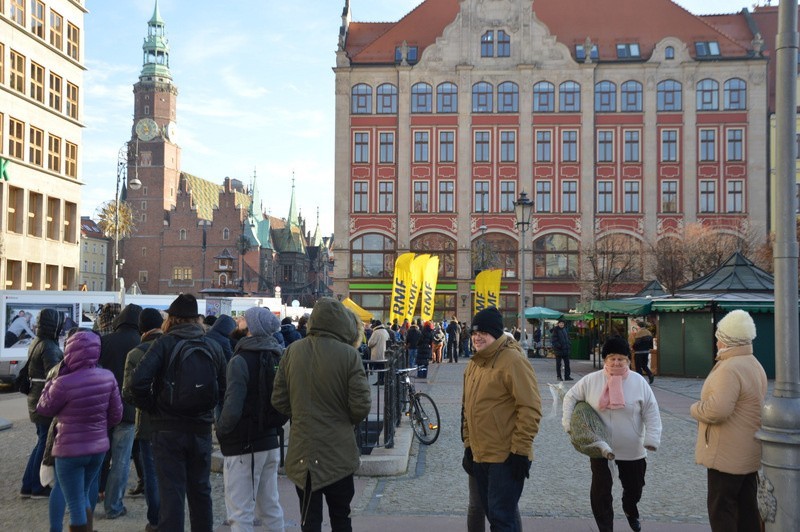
[296,473,355,532]
[556,355,571,379]
[448,340,459,362]
[590,458,647,532]
[707,469,761,532]
[634,352,653,380]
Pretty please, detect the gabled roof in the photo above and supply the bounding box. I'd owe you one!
[181,172,250,222]
[678,252,774,293]
[80,217,106,239]
[635,280,667,297]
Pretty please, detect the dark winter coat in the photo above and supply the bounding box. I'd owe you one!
[26,308,65,425]
[417,326,434,362]
[206,314,236,362]
[632,328,654,354]
[122,328,162,440]
[99,303,142,424]
[280,323,303,347]
[405,325,421,349]
[36,330,122,458]
[551,326,571,357]
[446,321,461,349]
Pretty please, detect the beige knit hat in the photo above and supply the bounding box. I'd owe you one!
[715,309,756,347]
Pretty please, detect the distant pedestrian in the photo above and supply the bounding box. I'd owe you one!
[206,314,237,362]
[551,319,572,381]
[446,317,461,363]
[432,326,445,363]
[631,322,654,384]
[405,321,421,368]
[367,319,390,385]
[280,317,302,347]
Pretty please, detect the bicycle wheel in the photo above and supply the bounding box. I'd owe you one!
[410,392,440,445]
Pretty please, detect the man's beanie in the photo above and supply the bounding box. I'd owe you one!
[601,335,631,359]
[245,307,281,337]
[716,309,757,347]
[281,317,293,325]
[167,293,199,318]
[470,307,504,339]
[138,308,164,334]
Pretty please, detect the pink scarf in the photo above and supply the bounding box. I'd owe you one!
[598,365,630,410]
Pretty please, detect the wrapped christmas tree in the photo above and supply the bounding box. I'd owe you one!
[569,401,614,460]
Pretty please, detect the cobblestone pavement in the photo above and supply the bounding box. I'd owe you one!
[0,357,713,531]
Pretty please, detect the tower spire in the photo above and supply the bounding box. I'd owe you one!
[311,206,323,247]
[287,172,298,227]
[140,0,171,81]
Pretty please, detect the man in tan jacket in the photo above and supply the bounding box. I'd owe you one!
[690,309,767,532]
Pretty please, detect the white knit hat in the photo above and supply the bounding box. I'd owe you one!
[715,309,757,347]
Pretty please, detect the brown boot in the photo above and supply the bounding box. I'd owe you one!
[85,507,95,532]
[68,524,88,532]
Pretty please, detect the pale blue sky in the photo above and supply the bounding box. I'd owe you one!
[81,0,754,233]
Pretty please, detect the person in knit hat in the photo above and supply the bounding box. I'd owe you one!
[461,306,541,531]
[690,309,767,531]
[562,334,662,532]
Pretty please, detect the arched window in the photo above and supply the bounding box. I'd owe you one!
[437,82,458,113]
[471,233,518,278]
[533,81,555,112]
[594,81,616,112]
[497,81,519,112]
[350,233,396,278]
[665,46,675,60]
[351,83,372,114]
[497,30,511,57]
[559,81,581,112]
[472,82,493,113]
[696,79,719,111]
[481,31,494,57]
[620,80,642,112]
[222,227,230,240]
[179,229,187,241]
[376,83,398,114]
[533,234,579,279]
[724,78,746,110]
[657,80,682,111]
[411,233,456,278]
[219,273,228,286]
[411,82,433,113]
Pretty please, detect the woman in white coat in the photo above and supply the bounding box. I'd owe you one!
[562,336,662,532]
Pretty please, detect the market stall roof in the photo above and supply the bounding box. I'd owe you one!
[588,298,652,316]
[678,252,774,292]
[342,297,373,322]
[635,280,667,297]
[524,306,563,319]
[651,292,781,313]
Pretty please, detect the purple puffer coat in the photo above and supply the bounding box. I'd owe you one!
[37,330,122,458]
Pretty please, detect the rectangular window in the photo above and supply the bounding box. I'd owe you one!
[8,186,24,234]
[29,126,44,166]
[414,131,429,163]
[562,130,578,162]
[661,180,678,213]
[353,181,368,213]
[661,130,678,162]
[50,10,64,49]
[0,43,4,84]
[67,23,80,61]
[439,131,454,163]
[65,142,78,178]
[439,181,455,212]
[379,132,394,164]
[172,267,193,281]
[47,197,60,240]
[536,181,552,212]
[616,43,641,58]
[28,191,44,237]
[32,1,45,38]
[413,181,429,213]
[500,131,516,162]
[699,129,716,162]
[624,181,640,213]
[474,131,490,163]
[11,0,25,25]
[726,180,743,213]
[49,72,62,112]
[48,135,62,172]
[474,181,489,213]
[536,131,552,162]
[562,180,578,213]
[353,132,369,163]
[9,118,24,159]
[10,50,25,93]
[378,181,394,213]
[66,83,79,119]
[597,181,614,213]
[597,130,614,162]
[624,130,640,162]
[727,129,744,161]
[30,62,44,102]
[500,181,516,212]
[699,180,716,213]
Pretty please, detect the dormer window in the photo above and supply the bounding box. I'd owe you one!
[695,41,720,57]
[394,45,419,64]
[616,43,640,59]
[665,46,675,60]
[575,44,599,61]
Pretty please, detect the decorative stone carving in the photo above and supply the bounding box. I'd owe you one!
[758,470,777,523]
[584,36,593,64]
[751,33,765,57]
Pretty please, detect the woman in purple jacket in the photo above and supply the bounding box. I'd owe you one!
[37,329,122,532]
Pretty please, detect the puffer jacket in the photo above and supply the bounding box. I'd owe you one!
[462,335,542,463]
[26,308,65,424]
[122,328,162,440]
[36,330,123,457]
[99,303,142,424]
[691,344,767,475]
[280,323,303,347]
[272,298,372,491]
[206,314,236,362]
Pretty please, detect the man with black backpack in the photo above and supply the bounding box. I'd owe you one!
[216,306,288,532]
[129,294,226,532]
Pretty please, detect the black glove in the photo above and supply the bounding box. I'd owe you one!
[462,447,474,476]
[507,453,531,481]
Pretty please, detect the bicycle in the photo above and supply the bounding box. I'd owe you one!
[397,367,441,445]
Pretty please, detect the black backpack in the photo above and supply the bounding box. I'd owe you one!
[257,351,289,430]
[160,337,221,416]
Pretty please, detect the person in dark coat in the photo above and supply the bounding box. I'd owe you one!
[297,315,309,338]
[206,314,236,362]
[98,303,142,519]
[446,318,461,363]
[21,308,65,499]
[416,322,434,377]
[280,317,303,347]
[405,322,421,368]
[551,319,572,381]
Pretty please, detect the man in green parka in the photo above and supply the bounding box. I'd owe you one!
[272,297,372,532]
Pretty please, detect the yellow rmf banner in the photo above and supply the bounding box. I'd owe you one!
[405,254,429,322]
[420,256,440,322]
[474,269,502,316]
[389,252,416,325]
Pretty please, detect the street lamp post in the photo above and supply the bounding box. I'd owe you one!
[114,143,141,292]
[514,191,533,350]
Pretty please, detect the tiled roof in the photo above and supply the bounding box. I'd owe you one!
[80,217,105,238]
[678,252,774,292]
[182,172,251,221]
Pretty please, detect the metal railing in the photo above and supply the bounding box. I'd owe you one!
[357,340,408,453]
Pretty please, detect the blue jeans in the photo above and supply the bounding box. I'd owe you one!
[104,422,135,516]
[407,348,418,368]
[139,439,160,527]
[22,420,50,494]
[49,474,100,532]
[473,461,525,532]
[55,452,104,526]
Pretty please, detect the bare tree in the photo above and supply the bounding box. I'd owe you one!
[649,236,686,295]
[582,234,642,300]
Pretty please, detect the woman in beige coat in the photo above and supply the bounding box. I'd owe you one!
[690,309,767,532]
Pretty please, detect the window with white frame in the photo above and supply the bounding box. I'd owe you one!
[379,132,394,164]
[353,181,368,213]
[624,130,640,162]
[597,181,614,213]
[376,83,398,114]
[661,130,678,162]
[724,78,746,110]
[696,79,719,111]
[595,81,616,112]
[378,182,394,213]
[597,131,614,163]
[657,80,682,111]
[621,81,642,112]
[351,84,371,114]
[536,181,552,212]
[727,129,744,161]
[559,81,581,112]
[437,82,458,113]
[699,180,716,213]
[624,181,640,213]
[498,82,519,112]
[411,83,433,113]
[661,180,678,213]
[726,180,743,213]
[353,132,369,163]
[562,130,578,162]
[474,181,490,213]
[616,43,641,59]
[533,82,555,112]
[414,131,429,163]
[699,129,716,162]
[562,181,578,213]
[472,82,493,113]
[500,131,516,162]
[413,181,429,213]
[536,131,552,162]
[474,131,490,162]
[439,181,455,212]
[439,131,454,163]
[500,181,516,212]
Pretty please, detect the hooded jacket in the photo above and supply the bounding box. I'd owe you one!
[405,325,421,349]
[122,328,162,440]
[99,303,142,424]
[26,308,65,424]
[691,344,767,474]
[367,324,390,361]
[280,322,303,347]
[36,330,122,457]
[462,335,542,463]
[206,314,236,362]
[272,298,372,491]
